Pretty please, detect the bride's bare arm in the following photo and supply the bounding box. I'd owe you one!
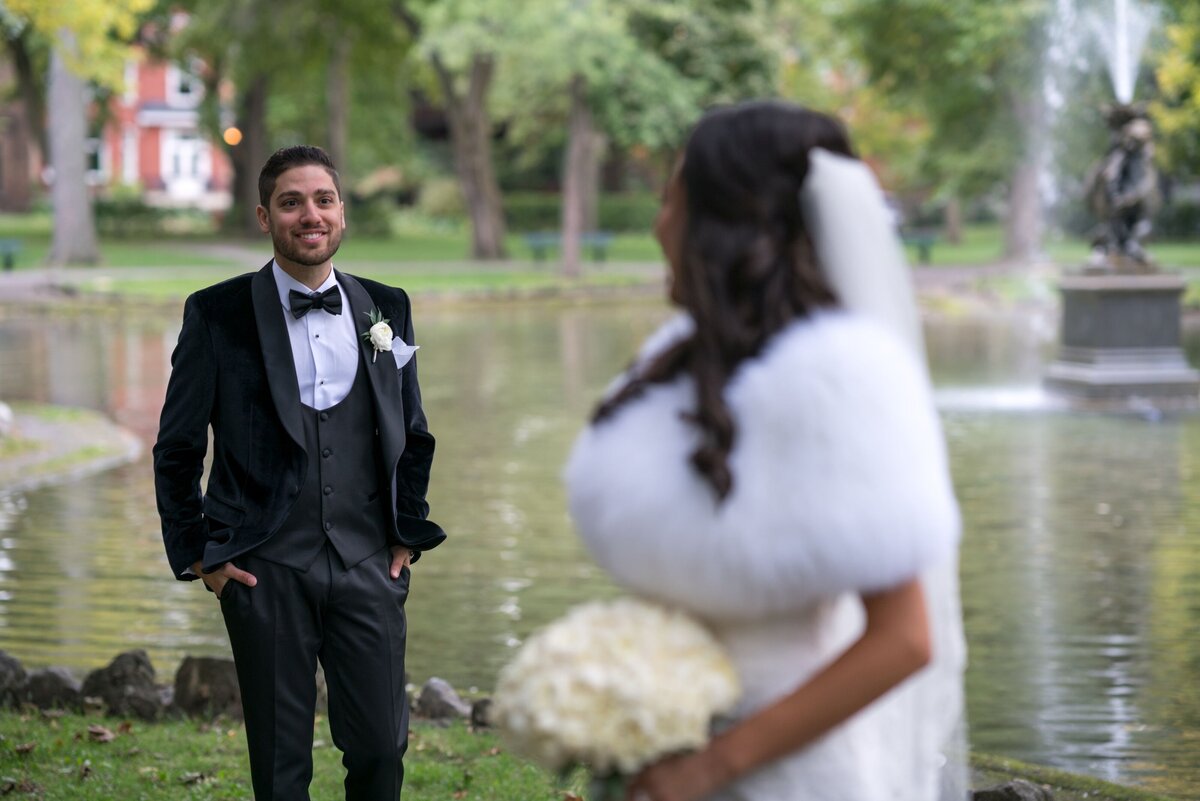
[625,578,932,801]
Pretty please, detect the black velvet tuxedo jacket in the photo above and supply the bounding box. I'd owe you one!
[153,262,444,580]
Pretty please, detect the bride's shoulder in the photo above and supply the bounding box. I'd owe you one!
[734,310,932,415]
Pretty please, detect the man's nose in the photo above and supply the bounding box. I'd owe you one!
[299,200,321,222]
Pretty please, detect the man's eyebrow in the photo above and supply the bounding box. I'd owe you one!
[275,188,337,200]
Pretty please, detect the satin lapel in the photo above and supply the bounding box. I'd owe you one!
[251,263,305,451]
[339,271,406,472]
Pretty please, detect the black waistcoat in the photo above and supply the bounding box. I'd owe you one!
[253,363,390,570]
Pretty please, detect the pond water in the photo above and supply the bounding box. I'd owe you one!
[1,298,1199,797]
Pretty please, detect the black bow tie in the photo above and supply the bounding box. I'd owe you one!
[289,286,343,318]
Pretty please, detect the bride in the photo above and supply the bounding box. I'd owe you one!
[564,101,967,801]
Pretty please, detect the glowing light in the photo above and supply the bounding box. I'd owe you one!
[222,127,243,146]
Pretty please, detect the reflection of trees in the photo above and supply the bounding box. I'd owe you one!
[403,300,669,688]
[1139,422,1200,772]
[924,311,1053,387]
[958,413,1186,789]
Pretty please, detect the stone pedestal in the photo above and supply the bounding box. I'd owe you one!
[1044,273,1200,402]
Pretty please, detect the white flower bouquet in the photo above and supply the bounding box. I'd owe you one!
[490,598,740,798]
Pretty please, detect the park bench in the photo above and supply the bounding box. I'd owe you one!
[0,239,20,271]
[523,231,614,263]
[900,227,938,265]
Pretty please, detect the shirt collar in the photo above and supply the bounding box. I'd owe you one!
[271,260,339,310]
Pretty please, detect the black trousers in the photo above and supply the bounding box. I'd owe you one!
[219,544,410,801]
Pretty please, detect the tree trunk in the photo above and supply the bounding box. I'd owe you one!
[561,75,598,279]
[1004,91,1045,263]
[433,54,506,260]
[326,35,350,183]
[943,196,963,245]
[227,74,270,238]
[46,32,99,267]
[580,130,606,235]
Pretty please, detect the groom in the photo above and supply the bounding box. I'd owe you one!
[153,145,444,800]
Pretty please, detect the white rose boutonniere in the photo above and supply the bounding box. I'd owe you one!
[362,308,394,363]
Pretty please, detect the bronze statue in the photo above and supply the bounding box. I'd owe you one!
[1085,103,1161,272]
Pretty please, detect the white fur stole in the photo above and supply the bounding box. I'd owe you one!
[564,311,960,622]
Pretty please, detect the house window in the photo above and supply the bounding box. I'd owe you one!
[165,63,203,108]
[85,138,107,186]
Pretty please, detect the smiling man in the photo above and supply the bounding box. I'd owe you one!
[153,145,444,800]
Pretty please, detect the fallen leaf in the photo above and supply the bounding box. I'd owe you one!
[117,721,134,734]
[486,747,501,756]
[13,743,34,755]
[179,772,207,785]
[79,760,93,780]
[563,794,585,801]
[87,725,116,743]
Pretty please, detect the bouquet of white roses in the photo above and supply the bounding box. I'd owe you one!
[489,598,740,799]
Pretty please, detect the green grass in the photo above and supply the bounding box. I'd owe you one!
[0,712,1178,801]
[971,752,1184,801]
[0,713,576,801]
[9,404,97,423]
[0,437,39,459]
[5,210,1200,295]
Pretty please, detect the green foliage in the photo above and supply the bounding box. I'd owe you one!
[3,0,153,86]
[93,188,167,238]
[416,177,467,221]
[1150,3,1200,175]
[841,0,1052,199]
[346,197,397,238]
[504,192,659,232]
[486,0,781,161]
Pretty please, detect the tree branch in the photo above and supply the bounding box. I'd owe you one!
[391,0,421,37]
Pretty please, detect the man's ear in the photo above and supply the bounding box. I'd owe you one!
[341,201,346,230]
[256,205,270,233]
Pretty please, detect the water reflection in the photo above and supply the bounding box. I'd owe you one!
[1,302,1199,794]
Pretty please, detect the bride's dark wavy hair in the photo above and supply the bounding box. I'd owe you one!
[594,101,855,501]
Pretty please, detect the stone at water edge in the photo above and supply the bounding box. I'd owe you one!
[973,779,1055,801]
[413,677,472,719]
[470,697,492,728]
[172,656,242,720]
[23,667,81,710]
[0,651,27,708]
[80,649,166,721]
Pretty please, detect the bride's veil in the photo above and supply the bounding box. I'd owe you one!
[800,149,970,800]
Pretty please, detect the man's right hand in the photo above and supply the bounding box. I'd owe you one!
[193,560,258,598]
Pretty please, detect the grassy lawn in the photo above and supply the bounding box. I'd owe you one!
[0,713,579,801]
[5,212,1200,302]
[0,711,1180,801]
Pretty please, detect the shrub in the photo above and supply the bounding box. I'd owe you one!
[348,196,397,237]
[94,188,168,237]
[416,177,466,221]
[503,192,659,233]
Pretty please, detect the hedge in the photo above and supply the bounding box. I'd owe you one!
[504,192,660,233]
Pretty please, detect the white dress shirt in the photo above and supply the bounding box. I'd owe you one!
[272,262,360,410]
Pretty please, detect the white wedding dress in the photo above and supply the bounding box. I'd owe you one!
[564,310,967,801]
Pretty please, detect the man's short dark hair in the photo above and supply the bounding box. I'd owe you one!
[258,145,341,208]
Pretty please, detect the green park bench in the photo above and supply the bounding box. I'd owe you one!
[0,239,21,271]
[523,231,614,263]
[900,227,938,265]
